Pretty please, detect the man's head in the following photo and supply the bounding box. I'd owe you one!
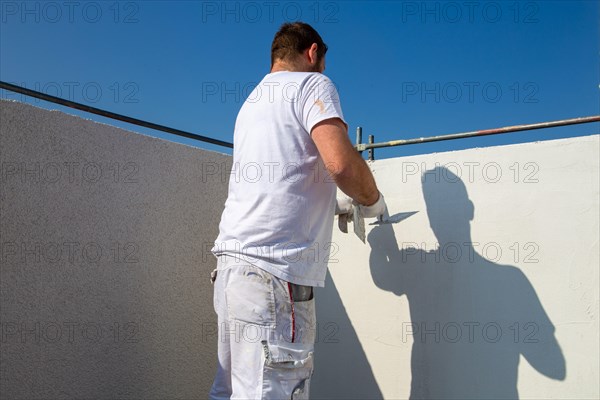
[422,166,474,245]
[270,22,328,73]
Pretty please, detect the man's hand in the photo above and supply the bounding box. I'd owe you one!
[335,196,353,215]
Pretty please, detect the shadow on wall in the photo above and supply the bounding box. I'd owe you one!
[368,166,566,399]
[311,270,383,399]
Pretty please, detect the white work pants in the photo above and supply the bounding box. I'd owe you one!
[209,255,316,400]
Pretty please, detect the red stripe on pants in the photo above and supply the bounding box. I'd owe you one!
[287,282,295,343]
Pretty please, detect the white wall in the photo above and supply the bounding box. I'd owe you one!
[315,135,599,399]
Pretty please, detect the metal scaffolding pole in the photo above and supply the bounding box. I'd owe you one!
[355,116,600,152]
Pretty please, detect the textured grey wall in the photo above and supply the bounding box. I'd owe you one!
[0,100,230,399]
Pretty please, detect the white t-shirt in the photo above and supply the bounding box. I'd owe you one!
[211,71,347,287]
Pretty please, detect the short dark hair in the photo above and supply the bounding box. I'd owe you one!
[271,22,328,67]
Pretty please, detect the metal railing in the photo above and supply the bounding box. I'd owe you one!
[2,80,598,159]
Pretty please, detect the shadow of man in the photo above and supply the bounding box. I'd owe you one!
[368,166,565,399]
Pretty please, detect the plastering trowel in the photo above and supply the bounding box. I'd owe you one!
[336,204,418,243]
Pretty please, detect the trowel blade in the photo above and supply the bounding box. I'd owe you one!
[353,204,366,243]
[369,211,419,225]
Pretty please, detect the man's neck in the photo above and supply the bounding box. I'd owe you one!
[271,61,295,73]
[271,60,318,73]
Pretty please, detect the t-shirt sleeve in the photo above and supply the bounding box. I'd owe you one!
[298,74,347,135]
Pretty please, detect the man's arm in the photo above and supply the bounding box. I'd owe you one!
[311,118,379,206]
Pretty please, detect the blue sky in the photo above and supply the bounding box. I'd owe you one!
[1,0,598,159]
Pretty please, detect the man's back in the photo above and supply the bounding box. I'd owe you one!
[212,71,346,287]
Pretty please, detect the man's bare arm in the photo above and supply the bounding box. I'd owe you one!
[311,118,379,206]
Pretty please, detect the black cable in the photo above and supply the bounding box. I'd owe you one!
[0,81,234,149]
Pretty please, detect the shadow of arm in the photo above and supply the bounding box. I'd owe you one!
[523,328,566,380]
[517,271,567,380]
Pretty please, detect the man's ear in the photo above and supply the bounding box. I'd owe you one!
[307,43,319,65]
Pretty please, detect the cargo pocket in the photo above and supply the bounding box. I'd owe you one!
[261,340,314,399]
[225,266,276,327]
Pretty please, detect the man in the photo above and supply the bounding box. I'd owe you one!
[209,22,386,399]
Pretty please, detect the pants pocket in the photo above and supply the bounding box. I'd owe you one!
[261,340,314,399]
[225,266,276,327]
